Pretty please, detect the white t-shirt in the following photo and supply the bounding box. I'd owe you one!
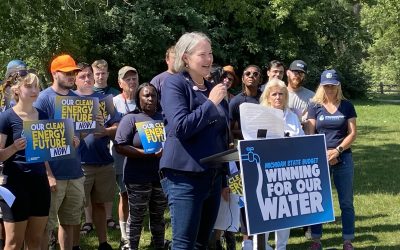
[111,94,136,175]
[113,94,136,115]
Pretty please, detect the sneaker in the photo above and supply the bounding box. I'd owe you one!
[305,227,312,240]
[164,239,172,250]
[241,240,253,250]
[119,238,129,250]
[98,242,113,250]
[309,241,322,250]
[265,244,274,250]
[343,241,354,250]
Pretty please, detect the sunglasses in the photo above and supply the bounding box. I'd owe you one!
[9,69,38,86]
[244,71,260,78]
[14,69,37,78]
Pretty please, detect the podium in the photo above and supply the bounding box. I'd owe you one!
[201,147,267,250]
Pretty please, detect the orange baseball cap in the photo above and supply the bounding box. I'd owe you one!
[50,54,80,73]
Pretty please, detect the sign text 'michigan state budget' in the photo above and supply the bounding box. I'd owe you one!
[239,135,334,235]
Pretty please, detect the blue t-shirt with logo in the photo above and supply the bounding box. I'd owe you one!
[307,100,357,149]
[34,87,84,180]
[74,91,121,165]
[0,108,48,175]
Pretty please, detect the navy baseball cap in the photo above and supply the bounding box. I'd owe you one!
[320,69,340,85]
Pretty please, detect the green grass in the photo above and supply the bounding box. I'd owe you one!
[79,98,400,249]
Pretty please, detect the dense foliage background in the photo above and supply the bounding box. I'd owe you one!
[0,0,398,98]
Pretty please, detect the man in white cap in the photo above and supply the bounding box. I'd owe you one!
[111,66,138,247]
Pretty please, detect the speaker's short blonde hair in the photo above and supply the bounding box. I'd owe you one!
[174,32,211,72]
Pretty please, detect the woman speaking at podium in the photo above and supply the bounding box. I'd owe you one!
[159,32,229,249]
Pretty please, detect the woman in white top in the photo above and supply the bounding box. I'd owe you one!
[255,78,304,250]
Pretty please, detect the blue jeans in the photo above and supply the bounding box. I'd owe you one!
[160,168,222,250]
[311,151,355,240]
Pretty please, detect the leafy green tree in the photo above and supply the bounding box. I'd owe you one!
[361,0,400,86]
[0,0,92,85]
[202,0,370,97]
[0,0,371,97]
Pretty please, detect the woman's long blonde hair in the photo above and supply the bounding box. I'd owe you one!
[312,84,345,105]
[259,78,288,109]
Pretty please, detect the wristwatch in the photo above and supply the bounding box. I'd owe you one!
[336,146,344,154]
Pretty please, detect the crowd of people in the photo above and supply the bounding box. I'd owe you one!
[0,31,357,250]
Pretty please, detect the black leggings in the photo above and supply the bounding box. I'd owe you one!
[126,182,167,249]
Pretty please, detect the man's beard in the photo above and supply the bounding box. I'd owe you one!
[288,78,302,89]
[59,81,74,90]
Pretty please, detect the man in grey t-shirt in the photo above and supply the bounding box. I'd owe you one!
[286,60,315,239]
[286,60,315,123]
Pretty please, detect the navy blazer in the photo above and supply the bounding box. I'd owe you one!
[160,71,229,172]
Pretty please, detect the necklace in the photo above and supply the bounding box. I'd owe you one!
[193,79,205,86]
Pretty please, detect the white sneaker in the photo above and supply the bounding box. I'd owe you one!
[252,235,273,250]
[265,244,273,250]
[242,240,253,250]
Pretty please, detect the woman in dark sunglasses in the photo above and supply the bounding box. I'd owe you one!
[0,72,53,250]
[1,66,35,112]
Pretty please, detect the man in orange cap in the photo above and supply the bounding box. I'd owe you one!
[35,54,85,250]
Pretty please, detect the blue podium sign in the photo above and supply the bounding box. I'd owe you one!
[238,134,334,235]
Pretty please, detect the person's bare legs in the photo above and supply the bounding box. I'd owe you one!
[72,225,80,247]
[24,216,48,250]
[58,224,73,250]
[92,202,107,244]
[4,220,27,250]
[105,202,113,222]
[40,229,48,250]
[83,200,93,225]
[119,192,129,240]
